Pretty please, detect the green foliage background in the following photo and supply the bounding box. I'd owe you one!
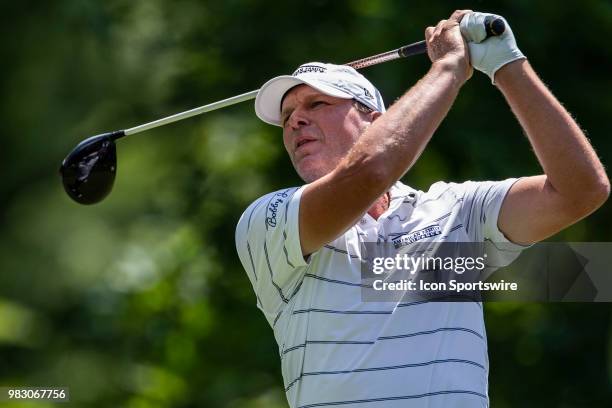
[0,0,610,406]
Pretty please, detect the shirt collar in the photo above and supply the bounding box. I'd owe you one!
[389,181,418,202]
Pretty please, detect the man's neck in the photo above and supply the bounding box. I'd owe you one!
[367,192,390,220]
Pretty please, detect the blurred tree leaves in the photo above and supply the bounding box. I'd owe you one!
[0,0,610,406]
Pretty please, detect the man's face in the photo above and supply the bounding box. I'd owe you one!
[280,85,377,183]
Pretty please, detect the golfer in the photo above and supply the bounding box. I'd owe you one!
[235,10,609,408]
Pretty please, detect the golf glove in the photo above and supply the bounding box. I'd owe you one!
[460,12,526,83]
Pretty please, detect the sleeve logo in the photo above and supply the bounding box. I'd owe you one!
[266,191,290,228]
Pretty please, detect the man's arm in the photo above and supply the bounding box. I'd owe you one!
[495,59,610,244]
[299,12,472,256]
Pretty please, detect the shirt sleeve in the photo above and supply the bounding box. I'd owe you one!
[235,186,308,324]
[455,178,531,268]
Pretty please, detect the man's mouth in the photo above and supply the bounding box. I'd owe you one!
[295,136,318,151]
[297,139,313,148]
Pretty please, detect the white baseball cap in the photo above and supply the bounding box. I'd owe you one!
[255,62,386,126]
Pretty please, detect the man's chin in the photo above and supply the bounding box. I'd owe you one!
[296,161,329,183]
[298,170,324,184]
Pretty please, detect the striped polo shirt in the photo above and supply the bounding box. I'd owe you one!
[235,179,526,408]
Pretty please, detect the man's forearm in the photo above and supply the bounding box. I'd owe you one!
[338,60,467,193]
[296,15,472,256]
[496,59,609,208]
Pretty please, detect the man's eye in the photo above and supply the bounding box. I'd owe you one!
[311,101,328,108]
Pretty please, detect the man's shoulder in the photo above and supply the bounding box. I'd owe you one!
[236,186,304,232]
[242,186,303,213]
[400,180,515,212]
[425,179,473,194]
[398,180,471,204]
[415,179,508,201]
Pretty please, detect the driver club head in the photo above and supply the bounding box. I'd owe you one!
[59,131,123,205]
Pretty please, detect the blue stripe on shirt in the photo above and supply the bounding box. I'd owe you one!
[285,358,485,392]
[282,326,484,355]
[296,389,487,408]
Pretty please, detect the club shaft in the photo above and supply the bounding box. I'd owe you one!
[101,17,507,139]
[346,41,426,69]
[120,43,427,138]
[346,16,505,69]
[124,89,259,136]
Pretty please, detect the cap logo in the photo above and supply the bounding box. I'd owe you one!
[363,88,373,99]
[293,65,327,76]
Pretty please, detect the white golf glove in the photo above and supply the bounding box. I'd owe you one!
[460,12,526,83]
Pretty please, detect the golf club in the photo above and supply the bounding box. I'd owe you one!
[60,17,505,205]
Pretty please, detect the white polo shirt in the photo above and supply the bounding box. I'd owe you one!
[235,179,526,408]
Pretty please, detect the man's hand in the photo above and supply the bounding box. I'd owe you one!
[425,10,473,84]
[460,12,526,83]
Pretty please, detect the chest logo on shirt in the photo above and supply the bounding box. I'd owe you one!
[392,224,442,249]
[266,191,289,228]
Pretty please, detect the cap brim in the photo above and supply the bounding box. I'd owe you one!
[255,76,353,126]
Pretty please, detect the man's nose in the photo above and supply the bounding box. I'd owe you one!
[287,108,310,129]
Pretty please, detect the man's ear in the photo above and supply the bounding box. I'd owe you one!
[370,111,382,122]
